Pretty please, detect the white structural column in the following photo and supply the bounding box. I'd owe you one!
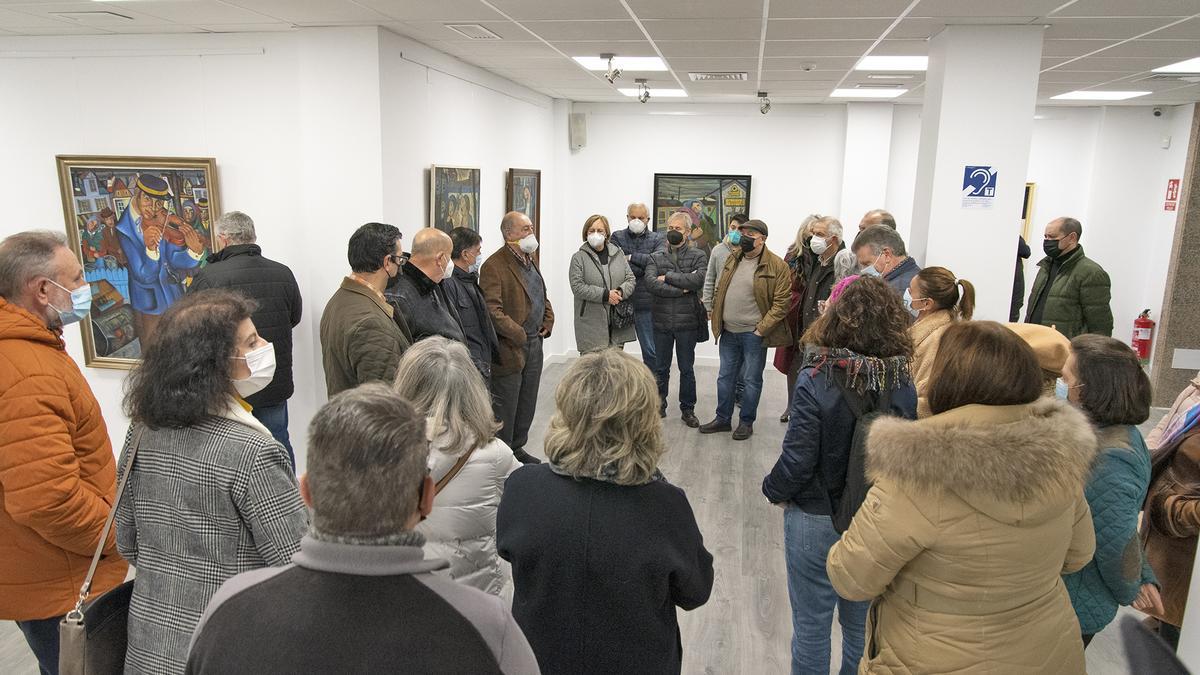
[909,25,1045,321]
[840,102,894,227]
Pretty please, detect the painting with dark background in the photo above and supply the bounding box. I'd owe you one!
[56,155,221,369]
[431,165,481,233]
[506,168,541,250]
[653,173,751,254]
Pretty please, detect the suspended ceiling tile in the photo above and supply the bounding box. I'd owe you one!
[1051,0,1200,17]
[438,41,562,57]
[642,18,764,41]
[522,19,644,42]
[550,40,658,57]
[200,22,295,32]
[627,0,763,20]
[353,0,506,22]
[763,39,875,57]
[484,0,631,21]
[1041,39,1122,57]
[111,1,273,25]
[395,20,534,42]
[218,0,389,23]
[667,56,761,71]
[656,40,761,57]
[1147,17,1200,40]
[1100,39,1200,58]
[1043,17,1185,40]
[766,18,894,40]
[769,0,913,19]
[1054,55,1179,72]
[869,39,930,56]
[911,0,1061,17]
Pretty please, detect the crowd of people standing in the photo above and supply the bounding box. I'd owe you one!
[1,197,1197,674]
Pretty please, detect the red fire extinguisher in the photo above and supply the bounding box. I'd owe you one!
[1132,309,1155,364]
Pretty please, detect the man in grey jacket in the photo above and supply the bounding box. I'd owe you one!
[186,384,539,674]
[646,212,709,427]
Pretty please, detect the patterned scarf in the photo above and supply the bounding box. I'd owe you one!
[802,346,911,393]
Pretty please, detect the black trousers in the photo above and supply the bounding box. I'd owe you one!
[493,336,543,452]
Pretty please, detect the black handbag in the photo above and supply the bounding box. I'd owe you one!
[587,252,635,331]
[60,426,143,675]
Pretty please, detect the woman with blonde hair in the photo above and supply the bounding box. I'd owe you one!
[569,214,637,353]
[498,349,714,674]
[907,266,975,417]
[393,336,520,595]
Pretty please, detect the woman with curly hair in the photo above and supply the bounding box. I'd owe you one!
[762,275,917,675]
[116,289,308,674]
[497,348,714,674]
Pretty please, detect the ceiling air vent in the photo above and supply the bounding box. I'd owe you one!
[52,11,134,24]
[688,72,748,82]
[1138,73,1200,83]
[445,24,502,40]
[855,83,905,89]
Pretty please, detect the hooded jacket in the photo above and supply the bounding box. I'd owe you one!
[827,399,1098,674]
[0,298,129,620]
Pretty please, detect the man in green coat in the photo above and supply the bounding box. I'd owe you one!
[1025,217,1113,338]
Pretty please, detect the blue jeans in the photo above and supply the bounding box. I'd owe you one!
[16,615,62,675]
[654,328,698,412]
[251,402,294,471]
[633,308,656,371]
[715,330,767,424]
[784,507,869,675]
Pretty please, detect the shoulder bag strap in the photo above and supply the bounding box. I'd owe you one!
[586,251,612,292]
[435,445,479,495]
[66,425,145,621]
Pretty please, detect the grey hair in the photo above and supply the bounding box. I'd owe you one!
[306,383,429,538]
[626,202,649,217]
[819,216,844,240]
[793,214,822,254]
[666,211,691,228]
[393,336,500,456]
[500,210,529,238]
[0,231,67,299]
[852,224,907,257]
[216,211,257,245]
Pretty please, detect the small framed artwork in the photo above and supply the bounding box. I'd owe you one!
[1021,182,1037,241]
[653,173,752,255]
[430,165,481,233]
[56,155,222,369]
[506,168,541,247]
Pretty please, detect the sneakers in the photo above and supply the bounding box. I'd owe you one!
[512,448,542,465]
[732,423,754,441]
[681,411,700,428]
[699,418,732,434]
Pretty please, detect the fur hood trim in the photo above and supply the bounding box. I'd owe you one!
[867,398,1097,504]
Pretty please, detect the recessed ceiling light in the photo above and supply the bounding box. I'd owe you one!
[618,87,687,98]
[855,56,928,72]
[866,74,914,80]
[1153,56,1200,74]
[574,56,668,72]
[1051,90,1151,101]
[831,88,908,98]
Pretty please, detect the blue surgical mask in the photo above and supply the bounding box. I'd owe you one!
[1055,378,1070,401]
[728,230,741,245]
[902,289,921,318]
[48,279,91,325]
[862,254,883,278]
[468,261,481,275]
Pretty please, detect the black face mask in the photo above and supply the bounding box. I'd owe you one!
[666,230,684,246]
[739,236,756,254]
[1043,238,1063,259]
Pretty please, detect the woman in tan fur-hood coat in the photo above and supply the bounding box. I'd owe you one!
[827,396,1099,674]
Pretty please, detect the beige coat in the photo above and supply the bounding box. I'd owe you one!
[909,309,954,419]
[827,399,1098,674]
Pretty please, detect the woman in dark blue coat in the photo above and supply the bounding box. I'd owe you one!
[762,276,917,675]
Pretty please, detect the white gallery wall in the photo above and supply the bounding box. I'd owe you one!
[0,25,1192,467]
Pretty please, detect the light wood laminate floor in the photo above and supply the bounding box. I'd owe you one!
[1,359,1150,673]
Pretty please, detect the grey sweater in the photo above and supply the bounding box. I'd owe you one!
[703,240,735,311]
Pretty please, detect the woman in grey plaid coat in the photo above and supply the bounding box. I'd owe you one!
[115,290,309,674]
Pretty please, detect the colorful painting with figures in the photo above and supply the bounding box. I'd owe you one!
[506,168,541,257]
[430,165,481,233]
[55,155,221,369]
[652,173,752,255]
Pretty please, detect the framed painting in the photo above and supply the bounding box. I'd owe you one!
[430,165,481,233]
[55,155,222,369]
[506,168,541,251]
[1021,182,1037,241]
[653,173,751,254]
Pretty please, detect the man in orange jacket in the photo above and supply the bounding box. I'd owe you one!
[0,231,128,674]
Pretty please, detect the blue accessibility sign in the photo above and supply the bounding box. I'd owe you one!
[962,165,997,208]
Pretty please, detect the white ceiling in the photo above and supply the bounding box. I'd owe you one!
[1,0,1199,105]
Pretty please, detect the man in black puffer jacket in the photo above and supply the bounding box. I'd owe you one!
[645,212,708,427]
[188,211,302,466]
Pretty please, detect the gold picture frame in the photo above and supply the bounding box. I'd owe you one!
[1021,182,1037,241]
[55,155,222,369]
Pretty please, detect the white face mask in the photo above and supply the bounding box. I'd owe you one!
[810,236,829,255]
[627,218,646,234]
[442,256,454,281]
[587,232,606,249]
[232,342,276,398]
[518,234,539,254]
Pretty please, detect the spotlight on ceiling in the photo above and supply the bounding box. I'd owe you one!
[601,53,622,84]
[636,78,650,103]
[758,91,771,115]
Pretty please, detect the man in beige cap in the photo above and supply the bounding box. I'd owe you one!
[701,219,792,441]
